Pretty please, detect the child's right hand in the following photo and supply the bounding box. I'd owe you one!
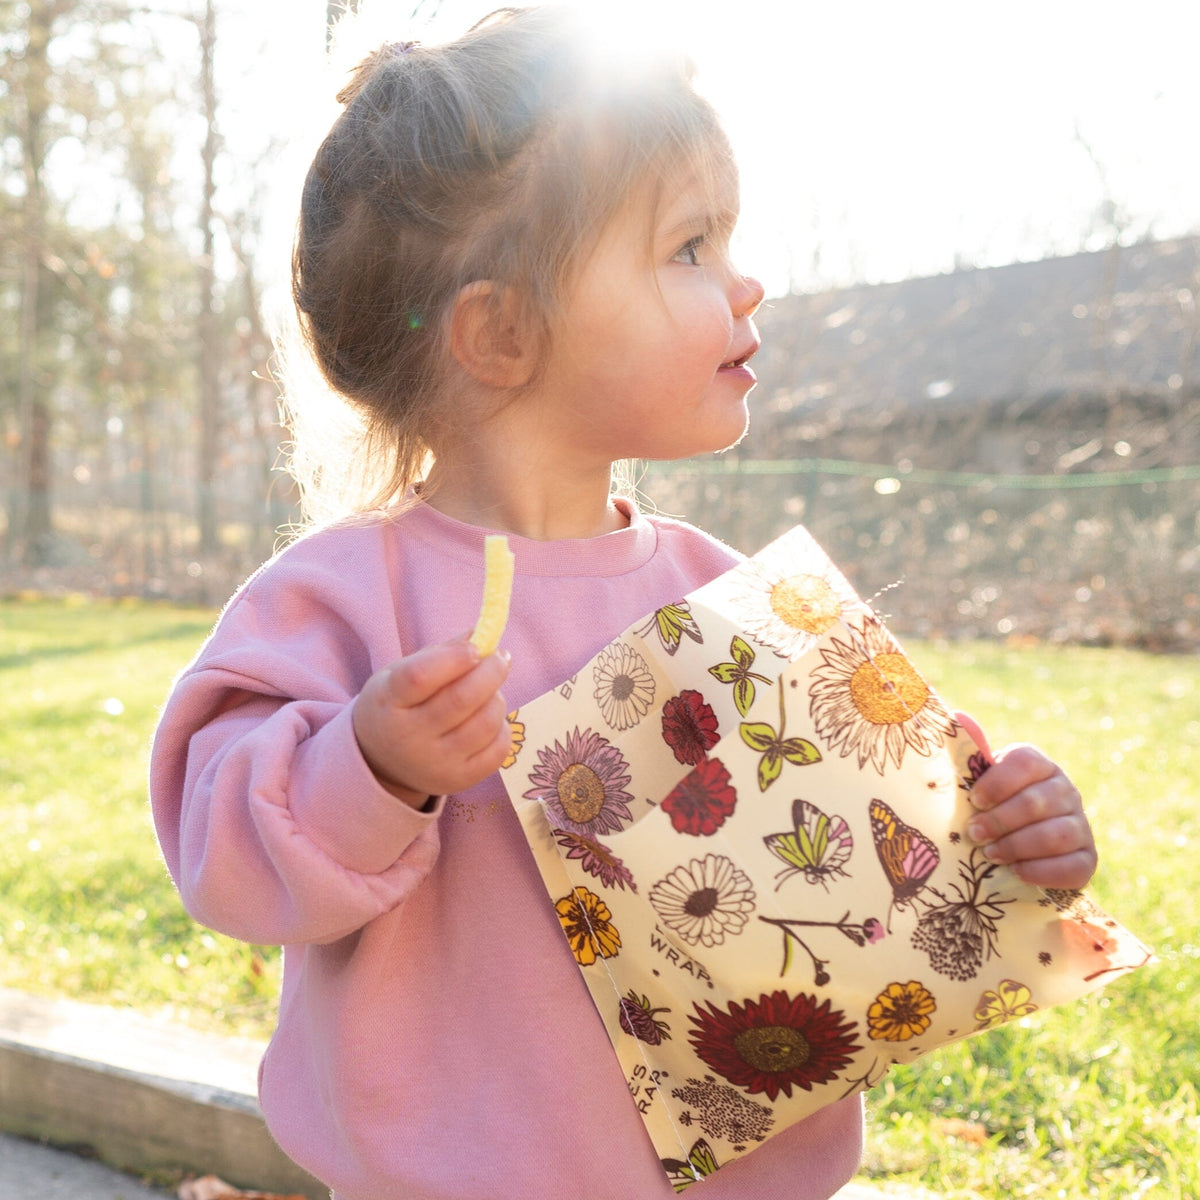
[352,637,513,809]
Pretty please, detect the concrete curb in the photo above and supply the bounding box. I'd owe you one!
[0,987,926,1200]
[0,988,324,1199]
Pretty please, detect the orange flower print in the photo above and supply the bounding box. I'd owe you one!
[867,980,936,1042]
[555,887,621,966]
[501,711,525,769]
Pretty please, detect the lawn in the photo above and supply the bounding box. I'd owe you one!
[1,599,1196,1197]
[857,639,1198,1199]
[0,598,281,1034]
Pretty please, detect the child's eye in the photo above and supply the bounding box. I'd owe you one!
[672,235,705,266]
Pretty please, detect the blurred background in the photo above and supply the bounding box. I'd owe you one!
[3,9,1197,1196]
[3,0,1198,647]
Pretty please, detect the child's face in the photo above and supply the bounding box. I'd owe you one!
[533,165,765,465]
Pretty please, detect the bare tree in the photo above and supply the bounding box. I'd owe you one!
[196,0,220,555]
[12,1,59,565]
[325,1,442,50]
[326,0,359,49]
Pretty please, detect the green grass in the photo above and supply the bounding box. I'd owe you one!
[1,601,1196,1196]
[860,639,1199,1199]
[0,597,281,1034]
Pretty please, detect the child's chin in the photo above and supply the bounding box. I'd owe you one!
[714,410,751,453]
[635,408,750,462]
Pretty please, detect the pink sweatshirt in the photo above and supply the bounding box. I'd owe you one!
[151,498,863,1200]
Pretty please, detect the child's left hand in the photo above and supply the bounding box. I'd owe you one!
[956,712,1098,891]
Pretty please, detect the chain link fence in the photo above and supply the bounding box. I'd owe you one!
[3,458,1198,651]
[639,459,1200,652]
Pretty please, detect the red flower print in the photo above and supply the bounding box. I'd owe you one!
[661,757,737,836]
[661,689,720,766]
[687,990,861,1100]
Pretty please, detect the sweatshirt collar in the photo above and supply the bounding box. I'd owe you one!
[399,495,658,578]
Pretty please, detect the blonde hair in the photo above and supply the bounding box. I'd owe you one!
[282,5,732,523]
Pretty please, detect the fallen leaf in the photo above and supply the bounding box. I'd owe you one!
[178,1175,308,1200]
[932,1117,989,1145]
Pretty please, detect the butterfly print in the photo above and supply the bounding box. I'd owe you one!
[663,1137,720,1191]
[763,798,853,890]
[869,798,939,929]
[635,601,703,655]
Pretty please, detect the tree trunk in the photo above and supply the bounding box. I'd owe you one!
[326,1,360,49]
[196,0,219,556]
[15,2,53,565]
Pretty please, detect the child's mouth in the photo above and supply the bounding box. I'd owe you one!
[721,339,760,372]
[721,349,756,372]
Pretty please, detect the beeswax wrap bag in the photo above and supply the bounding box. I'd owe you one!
[498,524,1152,1190]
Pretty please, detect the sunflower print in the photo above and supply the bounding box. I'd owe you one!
[808,617,956,774]
[732,550,860,660]
[688,990,862,1100]
[524,727,634,838]
[592,642,656,731]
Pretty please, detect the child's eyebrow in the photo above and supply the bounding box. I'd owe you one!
[660,204,739,243]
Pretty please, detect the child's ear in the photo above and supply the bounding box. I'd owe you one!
[448,281,535,389]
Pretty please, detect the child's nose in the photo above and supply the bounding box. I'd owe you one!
[733,272,765,319]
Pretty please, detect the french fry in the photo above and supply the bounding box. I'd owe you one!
[469,534,515,656]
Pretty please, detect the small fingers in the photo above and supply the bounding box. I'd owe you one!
[416,704,513,796]
[465,706,520,775]
[967,743,1059,812]
[415,648,511,733]
[970,810,1092,867]
[996,846,1098,891]
[438,689,511,764]
[966,771,1081,844]
[382,636,485,708]
[353,639,514,800]
[965,744,1097,889]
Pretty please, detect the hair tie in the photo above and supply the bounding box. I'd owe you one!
[391,40,419,57]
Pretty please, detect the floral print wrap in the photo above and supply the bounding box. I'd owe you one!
[499,524,1152,1190]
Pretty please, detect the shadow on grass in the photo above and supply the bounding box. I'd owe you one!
[0,619,213,672]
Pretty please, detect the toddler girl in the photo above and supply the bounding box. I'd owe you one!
[151,8,1097,1198]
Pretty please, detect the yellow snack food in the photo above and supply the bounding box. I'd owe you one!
[469,534,515,656]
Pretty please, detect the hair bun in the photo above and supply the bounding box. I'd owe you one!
[336,41,419,106]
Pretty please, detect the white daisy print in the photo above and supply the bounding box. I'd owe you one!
[649,854,757,948]
[592,642,656,731]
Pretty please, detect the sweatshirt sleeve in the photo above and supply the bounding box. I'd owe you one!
[150,529,443,947]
